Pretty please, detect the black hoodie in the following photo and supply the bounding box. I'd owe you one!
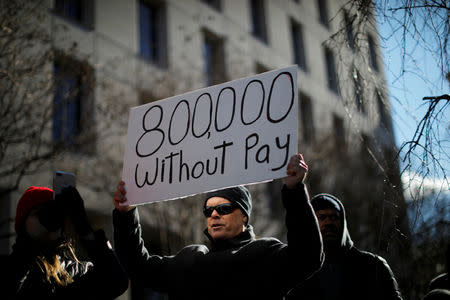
[286,193,403,300]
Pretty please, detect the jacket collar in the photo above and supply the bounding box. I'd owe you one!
[204,224,256,252]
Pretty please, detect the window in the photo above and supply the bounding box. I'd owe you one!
[54,0,94,29]
[376,91,391,129]
[53,55,95,151]
[299,92,315,143]
[324,47,339,93]
[201,0,221,11]
[368,34,379,72]
[291,20,308,72]
[360,134,376,169]
[250,0,268,44]
[361,134,370,154]
[203,30,226,86]
[139,0,167,68]
[344,11,355,51]
[317,0,329,28]
[333,115,346,152]
[352,68,365,114]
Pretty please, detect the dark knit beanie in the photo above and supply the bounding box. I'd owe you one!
[15,186,54,232]
[311,193,342,213]
[205,186,252,219]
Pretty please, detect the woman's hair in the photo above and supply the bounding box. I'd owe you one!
[35,240,79,286]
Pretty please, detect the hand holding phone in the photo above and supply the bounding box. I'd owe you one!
[53,171,76,198]
[53,171,92,235]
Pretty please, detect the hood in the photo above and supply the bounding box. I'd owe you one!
[311,193,353,250]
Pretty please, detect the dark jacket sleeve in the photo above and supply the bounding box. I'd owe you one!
[373,255,403,300]
[279,183,324,289]
[55,230,129,300]
[113,208,170,292]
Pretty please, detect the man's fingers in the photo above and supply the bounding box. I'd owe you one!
[300,160,308,169]
[114,181,128,205]
[287,155,299,170]
[115,194,127,203]
[287,154,308,176]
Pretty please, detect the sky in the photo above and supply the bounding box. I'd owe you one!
[375,5,449,237]
[376,6,449,185]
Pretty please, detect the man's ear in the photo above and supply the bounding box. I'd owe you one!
[243,215,248,224]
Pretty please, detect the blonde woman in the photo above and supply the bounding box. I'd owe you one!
[2,186,128,299]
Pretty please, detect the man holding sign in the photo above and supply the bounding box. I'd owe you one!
[112,154,323,299]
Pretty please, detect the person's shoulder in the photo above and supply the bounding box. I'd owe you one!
[348,247,390,265]
[423,288,450,300]
[349,246,376,257]
[428,273,449,291]
[178,244,209,255]
[255,236,283,243]
[250,237,285,249]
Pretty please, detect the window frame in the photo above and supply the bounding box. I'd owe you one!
[250,0,268,44]
[53,54,95,152]
[368,34,380,72]
[344,11,355,51]
[203,29,226,86]
[291,19,308,72]
[299,92,315,144]
[324,47,339,94]
[317,0,329,28]
[53,0,95,30]
[139,0,168,68]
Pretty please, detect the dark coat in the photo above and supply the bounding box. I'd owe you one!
[286,194,402,300]
[113,184,324,300]
[1,230,128,300]
[286,246,402,300]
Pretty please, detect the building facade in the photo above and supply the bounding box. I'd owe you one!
[1,0,411,298]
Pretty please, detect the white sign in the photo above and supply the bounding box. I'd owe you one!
[122,66,298,205]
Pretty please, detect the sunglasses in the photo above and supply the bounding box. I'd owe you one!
[203,203,236,218]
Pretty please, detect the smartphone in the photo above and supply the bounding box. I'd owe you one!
[53,171,76,198]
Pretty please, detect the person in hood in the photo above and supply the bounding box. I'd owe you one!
[286,193,403,300]
[112,154,323,299]
[423,245,450,299]
[1,186,128,300]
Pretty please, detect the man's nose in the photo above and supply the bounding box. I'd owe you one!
[320,216,334,225]
[210,209,220,217]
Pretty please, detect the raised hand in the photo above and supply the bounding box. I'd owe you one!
[283,154,308,189]
[113,181,134,213]
[59,186,92,236]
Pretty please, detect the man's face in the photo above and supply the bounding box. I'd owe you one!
[205,197,247,241]
[315,208,341,244]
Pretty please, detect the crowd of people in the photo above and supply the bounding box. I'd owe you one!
[2,154,448,299]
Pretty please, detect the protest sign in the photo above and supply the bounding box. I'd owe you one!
[122,65,298,205]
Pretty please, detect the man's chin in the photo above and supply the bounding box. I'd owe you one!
[209,229,224,240]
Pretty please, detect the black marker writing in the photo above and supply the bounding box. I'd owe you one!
[134,140,234,187]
